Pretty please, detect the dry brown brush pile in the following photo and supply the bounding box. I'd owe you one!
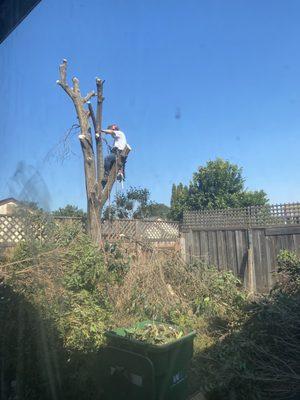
[2,217,298,400]
[194,250,300,400]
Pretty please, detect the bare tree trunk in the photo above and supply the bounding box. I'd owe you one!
[95,78,104,188]
[57,59,101,243]
[57,60,130,244]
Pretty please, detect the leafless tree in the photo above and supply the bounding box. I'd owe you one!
[57,59,130,243]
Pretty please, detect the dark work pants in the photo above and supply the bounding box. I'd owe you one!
[104,147,120,177]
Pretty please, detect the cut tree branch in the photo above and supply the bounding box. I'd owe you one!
[96,78,104,188]
[87,102,97,131]
[72,77,81,96]
[84,91,96,103]
[59,59,67,85]
[57,59,74,98]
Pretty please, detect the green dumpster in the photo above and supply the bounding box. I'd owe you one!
[102,321,196,400]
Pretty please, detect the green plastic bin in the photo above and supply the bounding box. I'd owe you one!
[102,321,196,400]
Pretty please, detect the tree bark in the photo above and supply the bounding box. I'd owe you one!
[57,59,101,243]
[57,60,129,244]
[95,78,104,188]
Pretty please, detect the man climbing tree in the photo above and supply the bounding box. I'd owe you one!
[56,59,130,243]
[101,124,130,187]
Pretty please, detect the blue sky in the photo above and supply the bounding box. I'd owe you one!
[0,0,300,210]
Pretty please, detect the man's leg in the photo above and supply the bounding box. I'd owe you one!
[104,153,116,174]
[102,153,116,188]
[120,156,127,179]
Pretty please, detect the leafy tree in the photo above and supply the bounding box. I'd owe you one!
[103,193,133,219]
[127,187,151,218]
[239,190,268,207]
[103,187,170,220]
[169,183,189,221]
[170,158,268,221]
[141,202,170,219]
[52,204,86,219]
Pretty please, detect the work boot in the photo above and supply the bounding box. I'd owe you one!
[117,171,124,182]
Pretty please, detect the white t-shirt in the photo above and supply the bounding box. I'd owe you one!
[112,130,127,151]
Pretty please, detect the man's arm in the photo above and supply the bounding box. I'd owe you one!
[101,129,115,136]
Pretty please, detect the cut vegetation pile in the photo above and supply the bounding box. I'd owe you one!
[124,323,184,345]
[0,216,299,400]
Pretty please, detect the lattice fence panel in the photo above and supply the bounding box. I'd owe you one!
[183,203,300,230]
[102,220,137,240]
[0,215,179,244]
[0,215,26,244]
[0,215,85,246]
[102,220,179,242]
[138,220,179,241]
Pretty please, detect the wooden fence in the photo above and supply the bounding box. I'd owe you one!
[181,203,300,292]
[0,215,179,247]
[4,202,300,292]
[183,203,300,229]
[0,215,25,245]
[102,219,179,242]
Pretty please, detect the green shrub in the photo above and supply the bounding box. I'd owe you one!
[5,216,299,400]
[55,290,108,351]
[63,235,106,292]
[275,250,300,295]
[2,222,113,399]
[193,263,247,320]
[104,241,130,282]
[193,250,300,400]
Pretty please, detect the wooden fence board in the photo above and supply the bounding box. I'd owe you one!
[216,230,227,270]
[265,226,300,236]
[192,231,200,260]
[293,234,300,251]
[207,231,218,267]
[254,229,270,292]
[225,230,238,274]
[181,204,300,292]
[265,235,276,288]
[199,231,209,263]
[234,230,246,279]
[182,223,300,292]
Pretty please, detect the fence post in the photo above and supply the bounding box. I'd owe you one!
[247,229,256,293]
[186,229,193,263]
[135,220,138,240]
[179,232,187,261]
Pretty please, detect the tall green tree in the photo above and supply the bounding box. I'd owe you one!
[169,183,189,221]
[170,158,268,221]
[104,187,170,220]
